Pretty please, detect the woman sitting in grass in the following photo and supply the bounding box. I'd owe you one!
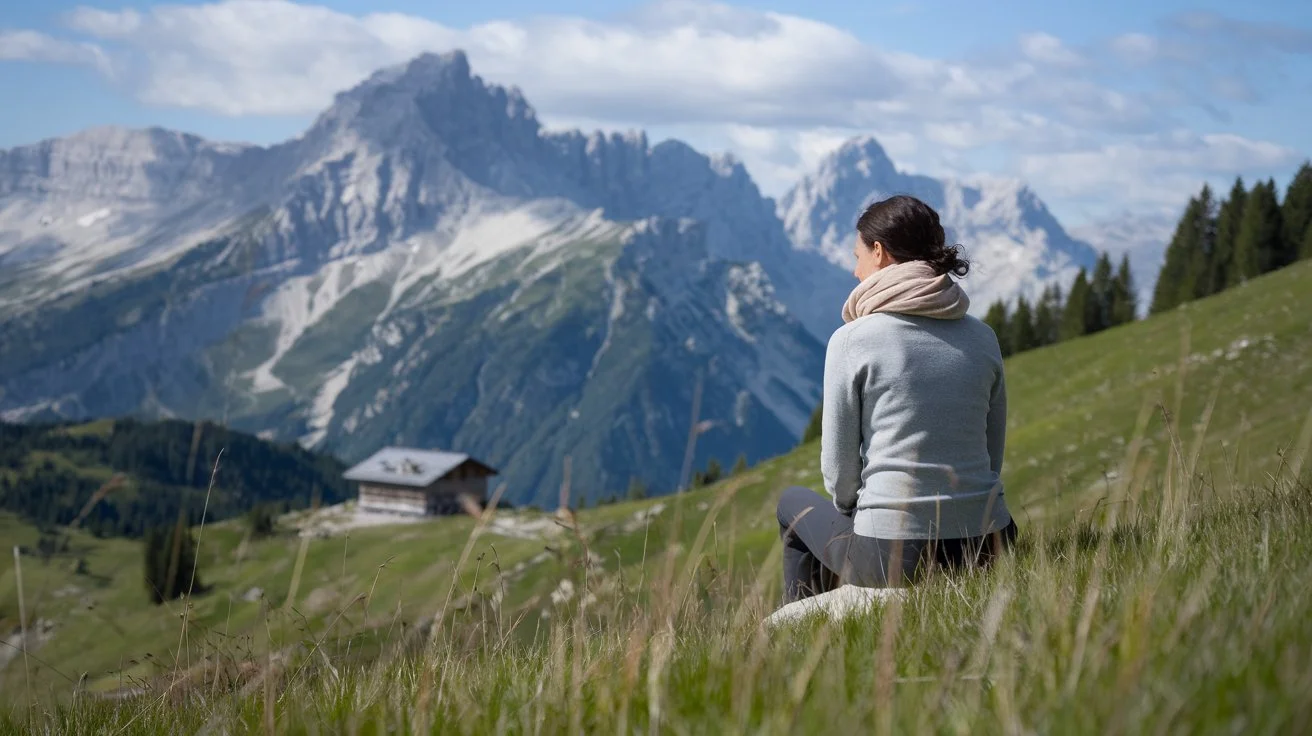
[776,194,1018,603]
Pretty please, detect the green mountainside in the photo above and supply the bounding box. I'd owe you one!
[0,418,348,538]
[1,260,1310,723]
[0,211,823,509]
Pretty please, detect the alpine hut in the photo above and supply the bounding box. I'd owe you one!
[343,447,498,516]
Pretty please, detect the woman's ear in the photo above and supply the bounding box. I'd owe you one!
[873,242,896,268]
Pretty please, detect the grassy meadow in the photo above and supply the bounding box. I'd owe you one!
[2,261,1312,733]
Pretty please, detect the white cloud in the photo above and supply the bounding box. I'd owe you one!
[1019,32,1083,67]
[64,8,143,38]
[1017,131,1302,212]
[43,0,894,122]
[0,29,108,70]
[21,0,1139,134]
[1,0,1306,220]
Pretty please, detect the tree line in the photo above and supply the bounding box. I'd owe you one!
[1150,162,1312,314]
[981,252,1138,358]
[0,418,349,539]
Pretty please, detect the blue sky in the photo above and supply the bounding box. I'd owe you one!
[2,0,1311,225]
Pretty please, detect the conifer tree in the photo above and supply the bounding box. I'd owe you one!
[1088,252,1116,333]
[1188,184,1218,300]
[1061,270,1091,341]
[1232,179,1283,282]
[705,457,722,485]
[247,504,276,538]
[1210,178,1247,293]
[731,454,748,476]
[694,458,723,488]
[1009,297,1040,354]
[1111,254,1137,326]
[1281,162,1312,265]
[1046,284,1065,343]
[1033,285,1061,347]
[1303,222,1312,261]
[626,477,648,501]
[1151,193,1205,314]
[143,524,200,604]
[983,300,1011,356]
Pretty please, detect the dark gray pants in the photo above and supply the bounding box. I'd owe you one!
[776,486,1017,603]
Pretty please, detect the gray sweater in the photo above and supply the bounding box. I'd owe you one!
[820,312,1012,540]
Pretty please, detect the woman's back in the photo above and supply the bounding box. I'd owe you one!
[821,311,1010,541]
[775,193,1018,606]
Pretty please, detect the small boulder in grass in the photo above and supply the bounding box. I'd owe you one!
[764,585,908,629]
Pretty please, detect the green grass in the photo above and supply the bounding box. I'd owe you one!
[3,261,1312,733]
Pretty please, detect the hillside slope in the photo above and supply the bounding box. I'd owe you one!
[2,260,1311,700]
[0,418,348,538]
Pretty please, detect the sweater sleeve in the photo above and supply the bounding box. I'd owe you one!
[986,364,1007,477]
[820,328,863,514]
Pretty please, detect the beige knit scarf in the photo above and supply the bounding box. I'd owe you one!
[841,260,970,323]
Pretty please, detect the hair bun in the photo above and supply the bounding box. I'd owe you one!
[856,195,971,279]
[930,243,970,278]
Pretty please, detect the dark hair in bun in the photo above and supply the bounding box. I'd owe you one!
[855,194,970,278]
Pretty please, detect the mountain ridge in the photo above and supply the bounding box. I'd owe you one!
[0,50,834,505]
[779,135,1101,309]
[0,49,1107,506]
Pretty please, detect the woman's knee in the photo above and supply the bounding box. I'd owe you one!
[776,485,822,527]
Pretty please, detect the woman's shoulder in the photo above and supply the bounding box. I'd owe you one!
[955,314,1006,361]
[838,312,992,336]
[836,313,1003,357]
[826,314,891,346]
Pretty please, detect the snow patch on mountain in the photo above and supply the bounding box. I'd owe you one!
[248,249,397,392]
[724,262,787,343]
[588,260,628,380]
[303,357,357,448]
[391,200,622,310]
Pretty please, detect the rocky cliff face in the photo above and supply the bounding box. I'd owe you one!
[0,51,829,506]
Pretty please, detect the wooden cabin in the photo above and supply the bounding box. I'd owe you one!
[343,447,498,517]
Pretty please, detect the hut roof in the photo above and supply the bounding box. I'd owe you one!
[343,447,496,488]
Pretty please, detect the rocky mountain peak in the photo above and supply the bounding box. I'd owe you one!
[780,134,1098,307]
[820,135,900,184]
[327,50,475,110]
[299,50,542,174]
